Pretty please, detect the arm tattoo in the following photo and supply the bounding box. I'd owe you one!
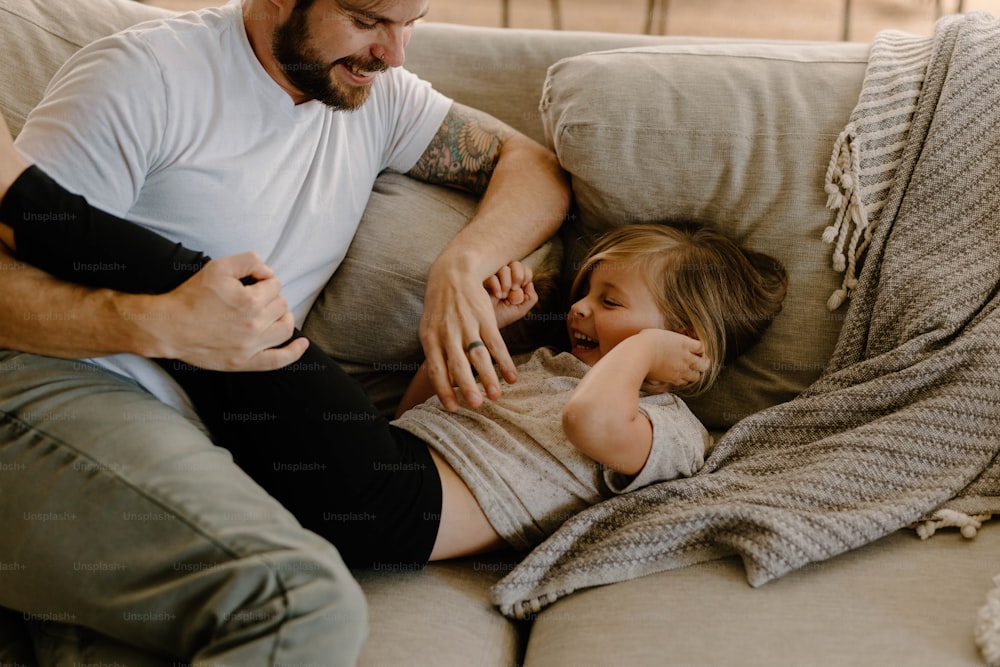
[408,103,514,195]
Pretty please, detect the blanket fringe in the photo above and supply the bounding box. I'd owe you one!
[500,592,562,620]
[821,29,932,311]
[823,123,870,311]
[977,574,1000,667]
[911,508,994,540]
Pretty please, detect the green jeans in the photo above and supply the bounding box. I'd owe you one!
[0,350,366,666]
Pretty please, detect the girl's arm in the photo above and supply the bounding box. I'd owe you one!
[396,261,538,417]
[562,329,706,475]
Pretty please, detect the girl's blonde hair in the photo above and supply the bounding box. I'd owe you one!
[569,223,788,396]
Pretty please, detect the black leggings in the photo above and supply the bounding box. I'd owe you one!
[0,166,441,567]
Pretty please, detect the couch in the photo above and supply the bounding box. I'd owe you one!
[2,0,999,665]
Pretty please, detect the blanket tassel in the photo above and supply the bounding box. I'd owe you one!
[822,124,867,311]
[912,508,993,540]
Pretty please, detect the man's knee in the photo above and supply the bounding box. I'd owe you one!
[277,557,368,658]
[189,549,368,666]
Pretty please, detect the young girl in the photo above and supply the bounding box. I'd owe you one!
[394,223,787,553]
[0,115,786,564]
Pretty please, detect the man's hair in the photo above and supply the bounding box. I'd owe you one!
[569,222,788,396]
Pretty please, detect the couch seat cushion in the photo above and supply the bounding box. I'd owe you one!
[524,526,1000,666]
[353,554,525,666]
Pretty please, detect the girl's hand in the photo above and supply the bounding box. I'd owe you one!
[484,261,538,329]
[639,329,708,389]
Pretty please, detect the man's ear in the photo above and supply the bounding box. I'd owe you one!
[272,0,297,20]
[246,0,292,24]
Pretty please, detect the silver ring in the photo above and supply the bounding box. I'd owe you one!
[466,340,485,354]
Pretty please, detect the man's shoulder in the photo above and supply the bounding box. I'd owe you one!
[363,64,443,110]
[90,2,241,67]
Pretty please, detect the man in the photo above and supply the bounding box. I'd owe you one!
[0,0,570,664]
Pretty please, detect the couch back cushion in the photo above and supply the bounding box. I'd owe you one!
[0,0,169,134]
[540,43,870,430]
[405,24,761,145]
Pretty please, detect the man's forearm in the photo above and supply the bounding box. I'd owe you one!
[435,134,570,277]
[0,243,160,358]
[0,243,306,371]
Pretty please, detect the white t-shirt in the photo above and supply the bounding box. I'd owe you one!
[16,0,452,417]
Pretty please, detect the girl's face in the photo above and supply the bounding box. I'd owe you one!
[567,261,667,366]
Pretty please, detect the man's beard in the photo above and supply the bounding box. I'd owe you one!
[272,6,386,110]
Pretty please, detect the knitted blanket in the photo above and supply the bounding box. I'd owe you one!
[491,13,1000,645]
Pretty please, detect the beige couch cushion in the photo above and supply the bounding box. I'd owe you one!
[524,526,1000,666]
[0,0,168,134]
[352,555,524,667]
[404,23,752,145]
[539,43,870,430]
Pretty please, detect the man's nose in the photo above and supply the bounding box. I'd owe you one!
[374,26,407,68]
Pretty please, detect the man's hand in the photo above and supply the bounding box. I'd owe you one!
[419,257,516,412]
[399,261,539,417]
[138,251,307,371]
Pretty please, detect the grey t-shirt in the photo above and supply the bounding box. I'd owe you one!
[393,347,712,550]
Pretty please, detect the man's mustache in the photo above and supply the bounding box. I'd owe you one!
[332,56,389,74]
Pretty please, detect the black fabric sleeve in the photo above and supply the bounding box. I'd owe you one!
[0,165,209,294]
